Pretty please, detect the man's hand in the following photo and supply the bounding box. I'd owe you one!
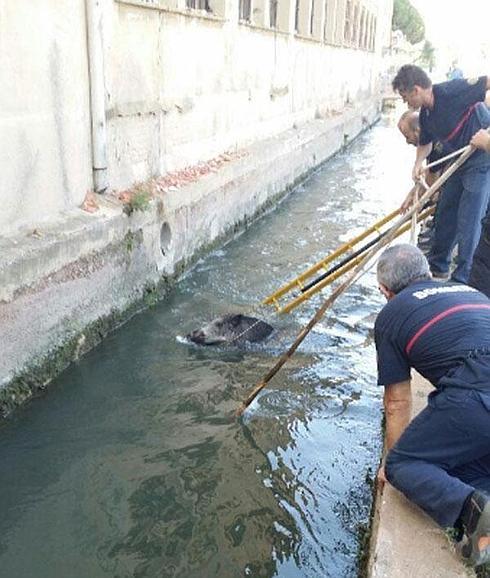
[377,464,388,485]
[400,184,420,215]
[412,162,425,181]
[400,186,417,214]
[471,129,490,153]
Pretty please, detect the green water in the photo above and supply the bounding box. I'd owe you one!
[0,114,413,578]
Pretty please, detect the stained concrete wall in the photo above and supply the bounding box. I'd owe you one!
[106,0,391,186]
[0,99,380,412]
[1,0,392,236]
[0,0,393,410]
[0,1,93,235]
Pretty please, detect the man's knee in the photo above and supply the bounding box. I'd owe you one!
[385,451,404,487]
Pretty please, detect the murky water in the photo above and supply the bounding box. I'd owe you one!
[0,113,413,578]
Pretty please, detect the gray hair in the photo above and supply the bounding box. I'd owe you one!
[377,244,431,294]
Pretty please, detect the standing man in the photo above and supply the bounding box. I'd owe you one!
[447,61,464,81]
[375,243,490,567]
[469,128,490,297]
[392,65,490,283]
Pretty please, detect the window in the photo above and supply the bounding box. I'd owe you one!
[343,0,351,43]
[239,0,251,21]
[309,0,315,35]
[352,1,359,46]
[270,0,278,27]
[186,0,210,9]
[359,6,366,49]
[323,0,329,39]
[363,10,370,49]
[370,15,376,51]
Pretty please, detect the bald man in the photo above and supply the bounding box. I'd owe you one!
[397,111,448,255]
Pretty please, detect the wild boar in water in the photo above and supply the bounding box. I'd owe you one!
[187,314,274,346]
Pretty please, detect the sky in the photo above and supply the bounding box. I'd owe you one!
[409,0,490,79]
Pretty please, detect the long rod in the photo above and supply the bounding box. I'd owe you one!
[279,207,433,314]
[261,209,400,306]
[424,144,467,171]
[237,143,476,416]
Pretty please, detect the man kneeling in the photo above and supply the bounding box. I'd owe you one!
[375,243,490,566]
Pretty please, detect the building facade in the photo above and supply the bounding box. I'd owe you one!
[1,0,393,235]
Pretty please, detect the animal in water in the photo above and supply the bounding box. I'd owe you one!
[187,314,274,346]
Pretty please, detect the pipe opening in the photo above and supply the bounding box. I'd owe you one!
[160,222,172,256]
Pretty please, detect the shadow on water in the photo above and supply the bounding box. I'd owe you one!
[0,113,414,578]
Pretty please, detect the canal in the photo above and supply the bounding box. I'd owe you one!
[0,112,413,578]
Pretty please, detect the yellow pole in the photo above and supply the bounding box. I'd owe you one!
[261,209,400,306]
[237,143,477,416]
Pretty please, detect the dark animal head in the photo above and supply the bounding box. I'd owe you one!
[187,314,273,346]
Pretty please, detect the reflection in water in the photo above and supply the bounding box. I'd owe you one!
[0,114,413,578]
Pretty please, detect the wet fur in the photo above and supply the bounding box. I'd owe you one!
[187,314,274,346]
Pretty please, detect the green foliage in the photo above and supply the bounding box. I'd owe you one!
[419,40,436,72]
[126,190,151,215]
[125,230,136,253]
[392,0,425,44]
[123,184,152,216]
[143,286,158,308]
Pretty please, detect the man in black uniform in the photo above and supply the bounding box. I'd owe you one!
[375,243,490,566]
[392,65,490,283]
[469,128,490,298]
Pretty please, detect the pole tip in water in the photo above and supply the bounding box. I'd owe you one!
[235,404,247,418]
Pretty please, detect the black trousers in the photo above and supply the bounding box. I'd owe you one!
[469,215,490,299]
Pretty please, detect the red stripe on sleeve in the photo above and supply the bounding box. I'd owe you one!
[444,103,477,142]
[405,304,490,355]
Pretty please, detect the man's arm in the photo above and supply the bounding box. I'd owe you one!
[383,380,412,450]
[378,380,412,484]
[413,143,433,180]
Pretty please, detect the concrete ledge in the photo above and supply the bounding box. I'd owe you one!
[0,97,380,413]
[368,373,476,578]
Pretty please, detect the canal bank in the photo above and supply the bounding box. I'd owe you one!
[0,100,380,415]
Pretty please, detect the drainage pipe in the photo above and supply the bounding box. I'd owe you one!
[86,0,108,193]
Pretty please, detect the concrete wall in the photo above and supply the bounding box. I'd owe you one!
[0,0,393,410]
[0,99,380,412]
[0,1,93,235]
[106,0,390,185]
[0,0,392,235]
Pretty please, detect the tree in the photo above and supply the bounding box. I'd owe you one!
[392,0,425,45]
[419,40,436,72]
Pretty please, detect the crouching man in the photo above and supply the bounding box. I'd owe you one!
[374,243,490,566]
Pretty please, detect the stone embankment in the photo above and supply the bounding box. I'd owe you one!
[0,99,380,415]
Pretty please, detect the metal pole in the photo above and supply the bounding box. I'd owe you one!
[86,0,108,193]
